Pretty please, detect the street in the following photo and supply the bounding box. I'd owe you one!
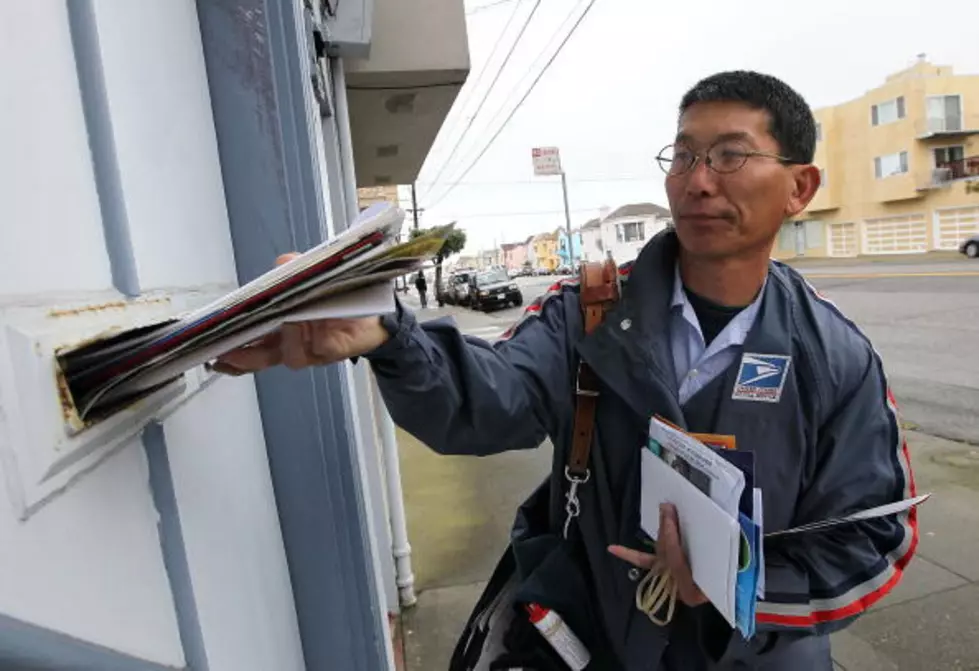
[395,259,979,671]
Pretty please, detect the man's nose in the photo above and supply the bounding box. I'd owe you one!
[684,157,719,197]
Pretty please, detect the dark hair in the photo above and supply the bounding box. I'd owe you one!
[679,70,816,165]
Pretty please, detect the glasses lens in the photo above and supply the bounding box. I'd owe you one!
[707,140,750,173]
[658,144,696,175]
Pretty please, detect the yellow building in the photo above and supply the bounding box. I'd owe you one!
[357,185,400,210]
[774,58,979,260]
[532,232,560,270]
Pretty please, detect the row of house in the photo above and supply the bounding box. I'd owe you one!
[464,202,674,273]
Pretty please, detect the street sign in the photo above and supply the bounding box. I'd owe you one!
[532,146,563,176]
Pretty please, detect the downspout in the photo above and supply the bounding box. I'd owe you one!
[372,378,417,607]
[330,57,416,610]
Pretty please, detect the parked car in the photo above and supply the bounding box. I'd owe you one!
[469,267,523,312]
[443,270,474,305]
[961,235,979,259]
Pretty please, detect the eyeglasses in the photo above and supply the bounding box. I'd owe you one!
[656,140,800,176]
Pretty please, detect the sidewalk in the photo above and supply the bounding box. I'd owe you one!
[783,250,967,267]
[395,429,979,670]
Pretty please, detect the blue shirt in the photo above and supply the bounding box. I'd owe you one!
[669,265,766,405]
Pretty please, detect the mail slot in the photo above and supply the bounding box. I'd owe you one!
[0,296,200,520]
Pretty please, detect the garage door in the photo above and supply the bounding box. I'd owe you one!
[936,206,979,250]
[863,214,928,254]
[828,222,858,257]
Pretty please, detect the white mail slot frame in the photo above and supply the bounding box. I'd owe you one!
[0,291,222,520]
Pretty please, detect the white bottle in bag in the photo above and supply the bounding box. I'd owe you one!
[525,603,591,670]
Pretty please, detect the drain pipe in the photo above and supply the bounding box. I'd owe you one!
[372,377,417,607]
[332,57,416,610]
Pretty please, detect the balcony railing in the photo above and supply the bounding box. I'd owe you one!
[915,113,979,138]
[918,155,979,190]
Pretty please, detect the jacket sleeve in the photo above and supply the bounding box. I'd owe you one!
[755,347,918,635]
[364,287,579,456]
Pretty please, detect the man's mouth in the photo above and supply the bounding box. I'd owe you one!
[677,213,734,222]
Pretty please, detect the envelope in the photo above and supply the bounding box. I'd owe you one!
[640,449,740,627]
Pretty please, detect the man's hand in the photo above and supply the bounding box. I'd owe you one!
[211,253,392,376]
[608,503,708,607]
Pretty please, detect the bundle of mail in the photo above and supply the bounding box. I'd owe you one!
[57,203,446,425]
[639,417,929,639]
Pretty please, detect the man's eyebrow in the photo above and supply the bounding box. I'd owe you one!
[674,131,756,145]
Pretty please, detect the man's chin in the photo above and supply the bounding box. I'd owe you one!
[676,231,739,259]
[675,228,771,261]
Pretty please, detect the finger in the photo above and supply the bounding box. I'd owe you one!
[209,360,249,376]
[607,545,656,570]
[308,319,343,361]
[214,342,282,373]
[280,323,313,370]
[658,504,708,606]
[275,252,301,267]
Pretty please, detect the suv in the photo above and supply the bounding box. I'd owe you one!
[470,267,523,312]
[444,270,474,306]
[960,235,979,259]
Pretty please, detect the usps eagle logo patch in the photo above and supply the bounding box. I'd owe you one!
[732,353,792,403]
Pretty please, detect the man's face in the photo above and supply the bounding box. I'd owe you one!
[664,101,817,260]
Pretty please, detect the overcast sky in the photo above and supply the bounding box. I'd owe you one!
[400,0,979,255]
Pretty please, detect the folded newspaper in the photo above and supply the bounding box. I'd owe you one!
[56,203,447,425]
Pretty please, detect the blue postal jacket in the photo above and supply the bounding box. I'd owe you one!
[366,230,918,670]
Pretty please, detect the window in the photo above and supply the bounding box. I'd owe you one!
[933,145,965,167]
[874,151,909,179]
[803,220,824,249]
[871,97,906,126]
[616,221,645,243]
[815,122,822,142]
[778,222,795,251]
[926,95,963,133]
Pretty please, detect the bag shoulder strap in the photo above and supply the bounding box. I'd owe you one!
[567,260,620,477]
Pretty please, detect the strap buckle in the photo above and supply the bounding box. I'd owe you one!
[575,363,599,397]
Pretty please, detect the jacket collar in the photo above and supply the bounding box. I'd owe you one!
[576,231,796,426]
[576,230,685,425]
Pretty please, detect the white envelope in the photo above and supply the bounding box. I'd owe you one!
[647,418,744,520]
[640,449,740,627]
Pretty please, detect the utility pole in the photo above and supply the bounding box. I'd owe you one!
[410,182,422,231]
[532,146,575,270]
[560,171,574,269]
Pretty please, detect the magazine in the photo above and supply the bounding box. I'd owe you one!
[56,203,450,424]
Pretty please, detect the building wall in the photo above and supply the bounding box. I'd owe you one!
[357,185,400,210]
[774,60,979,259]
[0,2,305,668]
[601,216,669,264]
[557,230,583,266]
[532,237,558,270]
[508,244,528,269]
[581,227,603,262]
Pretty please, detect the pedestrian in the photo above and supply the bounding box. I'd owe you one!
[215,71,917,670]
[414,270,428,309]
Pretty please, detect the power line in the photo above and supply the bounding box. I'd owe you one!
[466,0,520,14]
[435,206,603,219]
[419,0,539,200]
[422,2,580,207]
[422,0,600,211]
[418,0,523,190]
[415,175,657,186]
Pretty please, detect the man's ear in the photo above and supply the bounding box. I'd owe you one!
[785,165,821,219]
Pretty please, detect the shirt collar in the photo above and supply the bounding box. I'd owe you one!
[671,263,768,349]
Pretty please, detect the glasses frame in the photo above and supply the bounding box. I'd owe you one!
[656,140,802,176]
